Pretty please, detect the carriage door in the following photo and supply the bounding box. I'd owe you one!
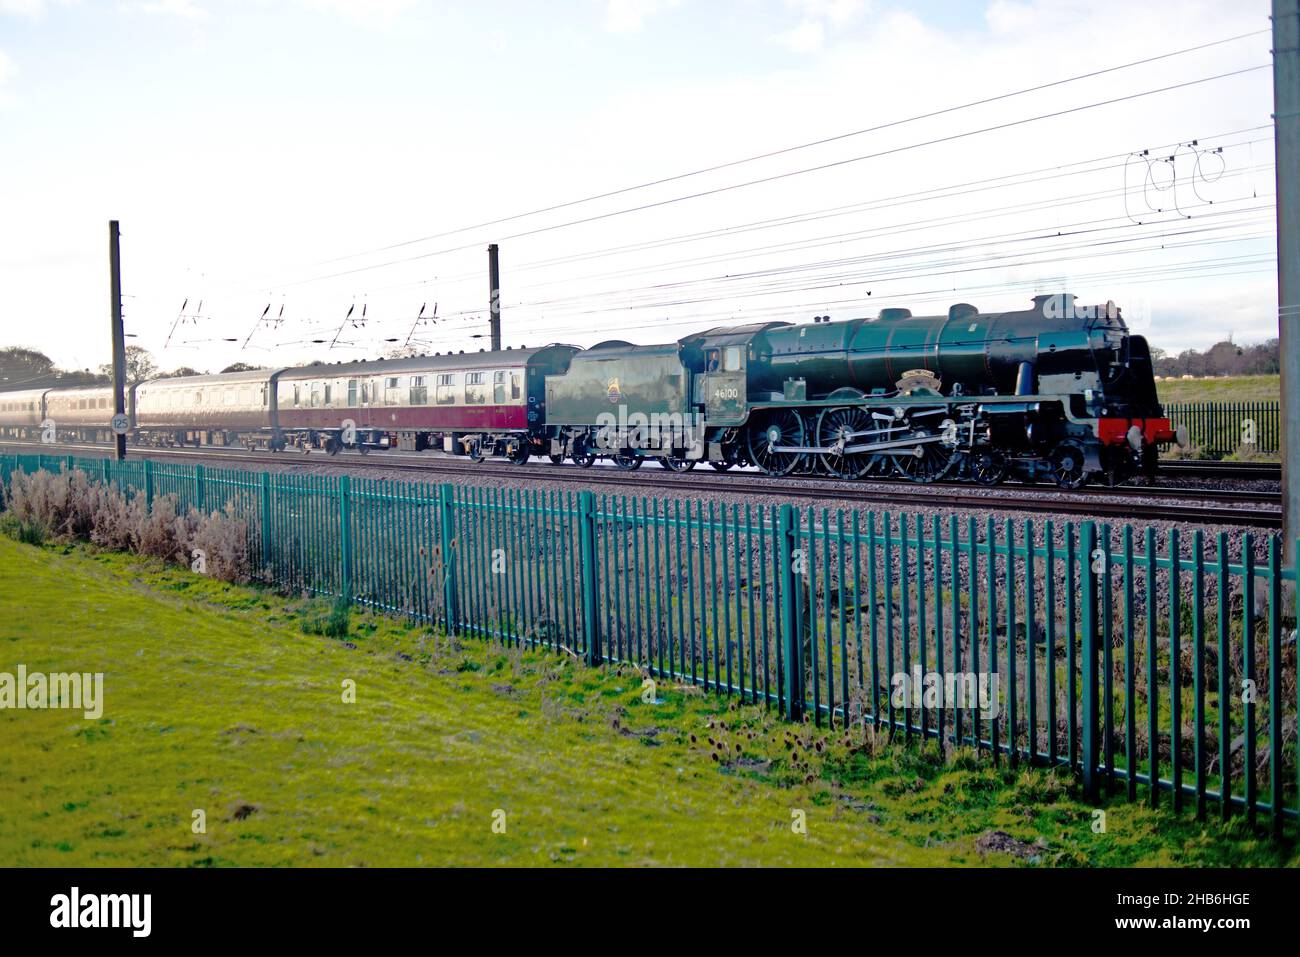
[703,345,746,424]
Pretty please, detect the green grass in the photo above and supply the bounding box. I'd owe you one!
[0,536,1293,867]
[1155,374,1279,405]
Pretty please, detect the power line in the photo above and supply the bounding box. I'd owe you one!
[311,28,1271,267]
[352,125,1273,294]
[255,64,1271,293]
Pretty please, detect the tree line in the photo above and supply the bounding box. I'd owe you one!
[1150,338,1279,378]
[0,346,264,391]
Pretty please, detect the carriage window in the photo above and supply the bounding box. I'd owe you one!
[464,371,487,404]
[347,379,358,407]
[224,389,236,406]
[493,371,506,404]
[410,375,427,406]
[240,388,252,406]
[310,384,321,408]
[260,386,268,407]
[384,377,401,404]
[724,346,742,371]
[361,380,371,405]
[292,385,300,408]
[435,373,456,405]
[323,384,332,406]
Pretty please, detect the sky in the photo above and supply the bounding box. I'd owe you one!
[0,0,1282,377]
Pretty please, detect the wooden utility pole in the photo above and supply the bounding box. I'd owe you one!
[488,243,501,351]
[1274,1,1299,556]
[108,220,127,461]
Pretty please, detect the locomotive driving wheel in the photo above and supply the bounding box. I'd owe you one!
[1049,441,1088,490]
[747,410,807,476]
[815,406,874,480]
[891,427,956,483]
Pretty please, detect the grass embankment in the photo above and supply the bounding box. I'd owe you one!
[0,536,1292,867]
[1156,374,1279,405]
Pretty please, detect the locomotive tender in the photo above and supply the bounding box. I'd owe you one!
[0,294,1179,488]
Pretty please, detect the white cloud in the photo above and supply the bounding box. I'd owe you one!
[775,0,868,53]
[296,0,417,27]
[0,0,46,16]
[120,0,209,18]
[791,0,867,27]
[0,49,14,105]
[985,0,1034,33]
[777,19,825,53]
[604,0,681,34]
[1,0,76,18]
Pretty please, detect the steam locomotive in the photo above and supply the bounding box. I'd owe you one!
[0,294,1180,488]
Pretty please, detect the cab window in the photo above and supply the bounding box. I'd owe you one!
[723,346,742,371]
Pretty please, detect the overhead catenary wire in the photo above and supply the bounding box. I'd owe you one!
[308,29,1271,267]
[249,63,1271,294]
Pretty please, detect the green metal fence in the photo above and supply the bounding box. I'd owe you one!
[1164,401,1281,456]
[3,452,1296,832]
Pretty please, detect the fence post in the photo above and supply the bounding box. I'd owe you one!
[194,464,205,511]
[778,503,804,722]
[1081,521,1100,801]
[260,471,272,576]
[578,490,601,667]
[439,482,459,633]
[338,474,352,605]
[143,458,154,507]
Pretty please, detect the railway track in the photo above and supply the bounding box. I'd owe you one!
[1159,459,1281,480]
[2,440,1282,528]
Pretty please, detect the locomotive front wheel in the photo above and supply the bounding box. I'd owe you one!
[1049,442,1087,490]
[747,410,806,476]
[815,406,874,480]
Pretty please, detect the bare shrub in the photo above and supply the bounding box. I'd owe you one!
[3,466,251,584]
[132,493,192,563]
[188,501,251,583]
[87,482,139,551]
